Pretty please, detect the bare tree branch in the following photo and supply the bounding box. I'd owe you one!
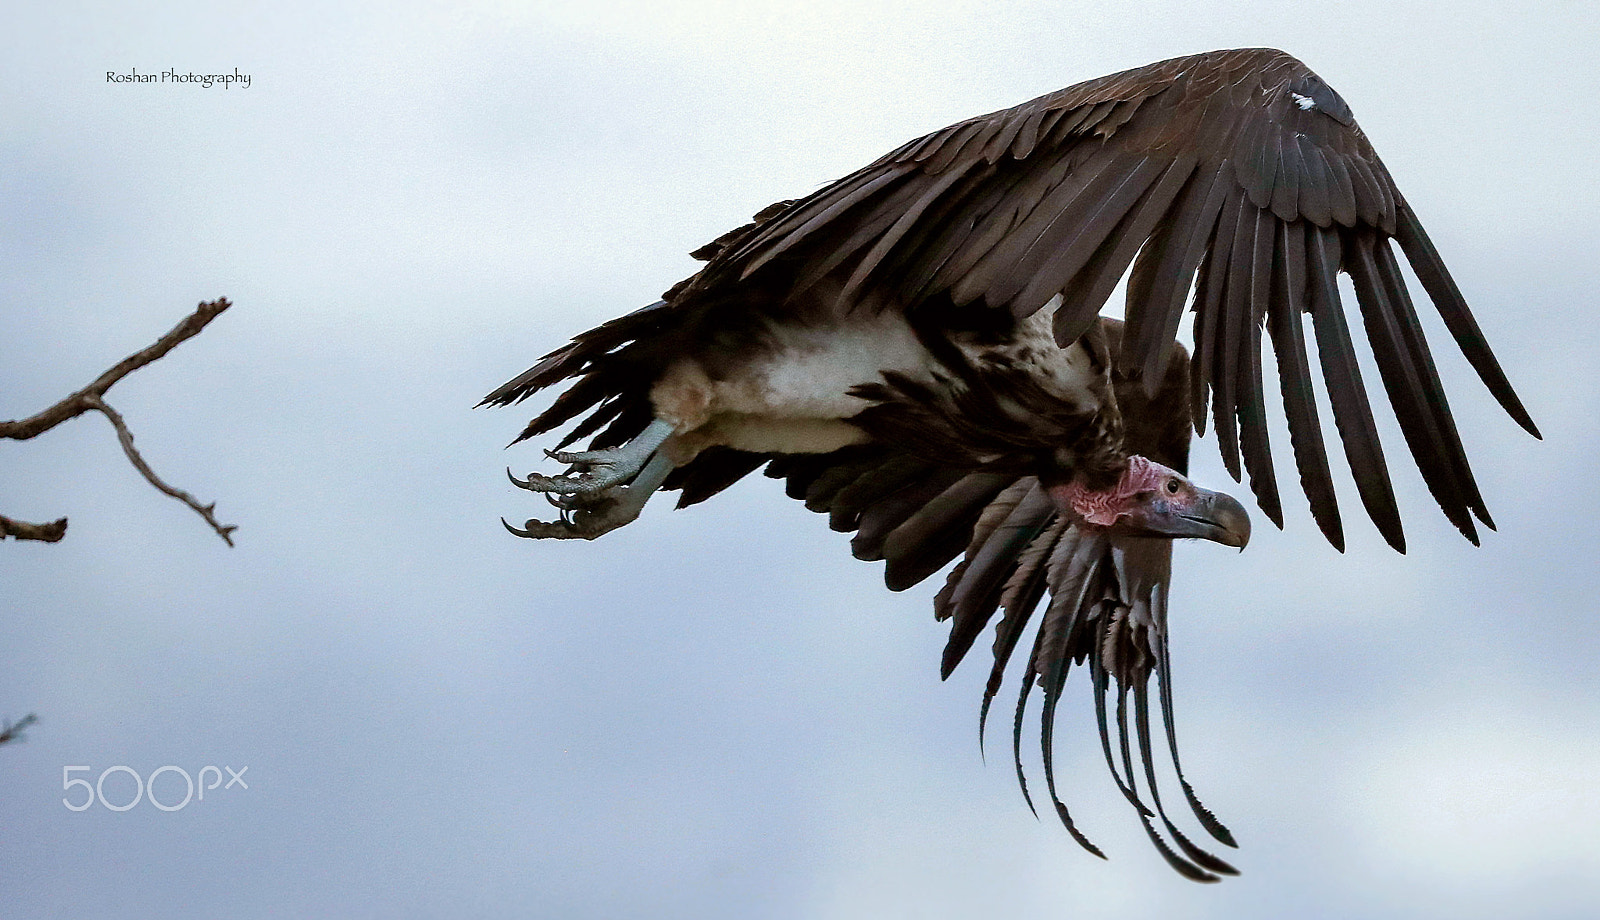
[0,514,68,542]
[2,298,236,545]
[0,713,38,746]
[85,394,237,545]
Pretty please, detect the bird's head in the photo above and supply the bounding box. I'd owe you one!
[1049,456,1251,548]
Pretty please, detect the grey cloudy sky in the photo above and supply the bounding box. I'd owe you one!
[2,1,1597,917]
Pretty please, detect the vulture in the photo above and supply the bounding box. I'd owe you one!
[483,48,1539,881]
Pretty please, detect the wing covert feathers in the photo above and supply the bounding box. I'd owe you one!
[659,47,1530,550]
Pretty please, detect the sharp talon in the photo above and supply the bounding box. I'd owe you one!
[502,422,676,541]
[502,516,585,539]
[508,467,587,494]
[507,470,552,492]
[544,492,589,513]
[502,517,540,538]
[542,448,594,465]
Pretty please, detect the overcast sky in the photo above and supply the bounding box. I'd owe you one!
[2,2,1598,918]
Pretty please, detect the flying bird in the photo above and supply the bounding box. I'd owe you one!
[483,48,1538,880]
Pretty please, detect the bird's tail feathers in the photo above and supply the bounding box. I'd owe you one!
[480,300,673,449]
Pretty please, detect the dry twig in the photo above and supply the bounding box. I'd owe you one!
[0,514,68,542]
[0,713,38,746]
[1,298,236,545]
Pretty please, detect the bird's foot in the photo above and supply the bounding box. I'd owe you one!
[503,421,676,541]
[506,418,675,497]
[509,449,641,495]
[502,490,637,540]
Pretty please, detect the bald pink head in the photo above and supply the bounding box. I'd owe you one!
[1051,456,1166,526]
[1048,456,1251,548]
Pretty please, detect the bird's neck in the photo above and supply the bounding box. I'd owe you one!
[1048,455,1152,526]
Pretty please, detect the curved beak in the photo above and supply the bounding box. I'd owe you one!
[1120,485,1252,549]
[1176,488,1252,549]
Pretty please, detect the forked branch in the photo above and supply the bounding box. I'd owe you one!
[1,298,236,545]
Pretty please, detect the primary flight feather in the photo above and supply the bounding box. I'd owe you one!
[484,48,1537,881]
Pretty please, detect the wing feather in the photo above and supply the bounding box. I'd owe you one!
[828,455,936,532]
[850,469,967,562]
[1235,206,1283,526]
[951,151,1129,307]
[917,119,991,172]
[1294,135,1334,228]
[927,154,1079,297]
[1212,194,1257,481]
[1269,124,1302,222]
[980,515,1065,743]
[1007,106,1051,159]
[1346,234,1481,543]
[1121,164,1231,386]
[1392,202,1540,437]
[932,479,1036,620]
[1268,223,1344,548]
[937,483,1056,677]
[1320,142,1360,227]
[1305,225,1406,550]
[1132,679,1237,880]
[803,451,894,512]
[737,168,912,277]
[1006,154,1166,318]
[881,472,1014,590]
[1370,240,1491,529]
[1049,156,1200,346]
[1151,588,1235,846]
[667,448,770,508]
[1342,152,1388,229]
[840,161,983,303]
[556,397,627,451]
[1035,526,1113,858]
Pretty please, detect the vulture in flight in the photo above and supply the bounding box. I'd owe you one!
[483,48,1539,880]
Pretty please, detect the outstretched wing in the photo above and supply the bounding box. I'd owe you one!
[719,324,1234,879]
[686,47,1537,553]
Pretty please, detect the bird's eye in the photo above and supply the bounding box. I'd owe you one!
[1166,478,1181,494]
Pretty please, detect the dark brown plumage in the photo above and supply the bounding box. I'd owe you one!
[484,48,1537,880]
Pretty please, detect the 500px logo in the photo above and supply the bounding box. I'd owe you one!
[62,765,248,812]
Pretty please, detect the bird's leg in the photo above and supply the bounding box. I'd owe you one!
[503,451,673,540]
[508,418,675,495]
[503,420,676,540]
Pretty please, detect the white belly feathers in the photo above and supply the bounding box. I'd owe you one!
[651,296,1101,462]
